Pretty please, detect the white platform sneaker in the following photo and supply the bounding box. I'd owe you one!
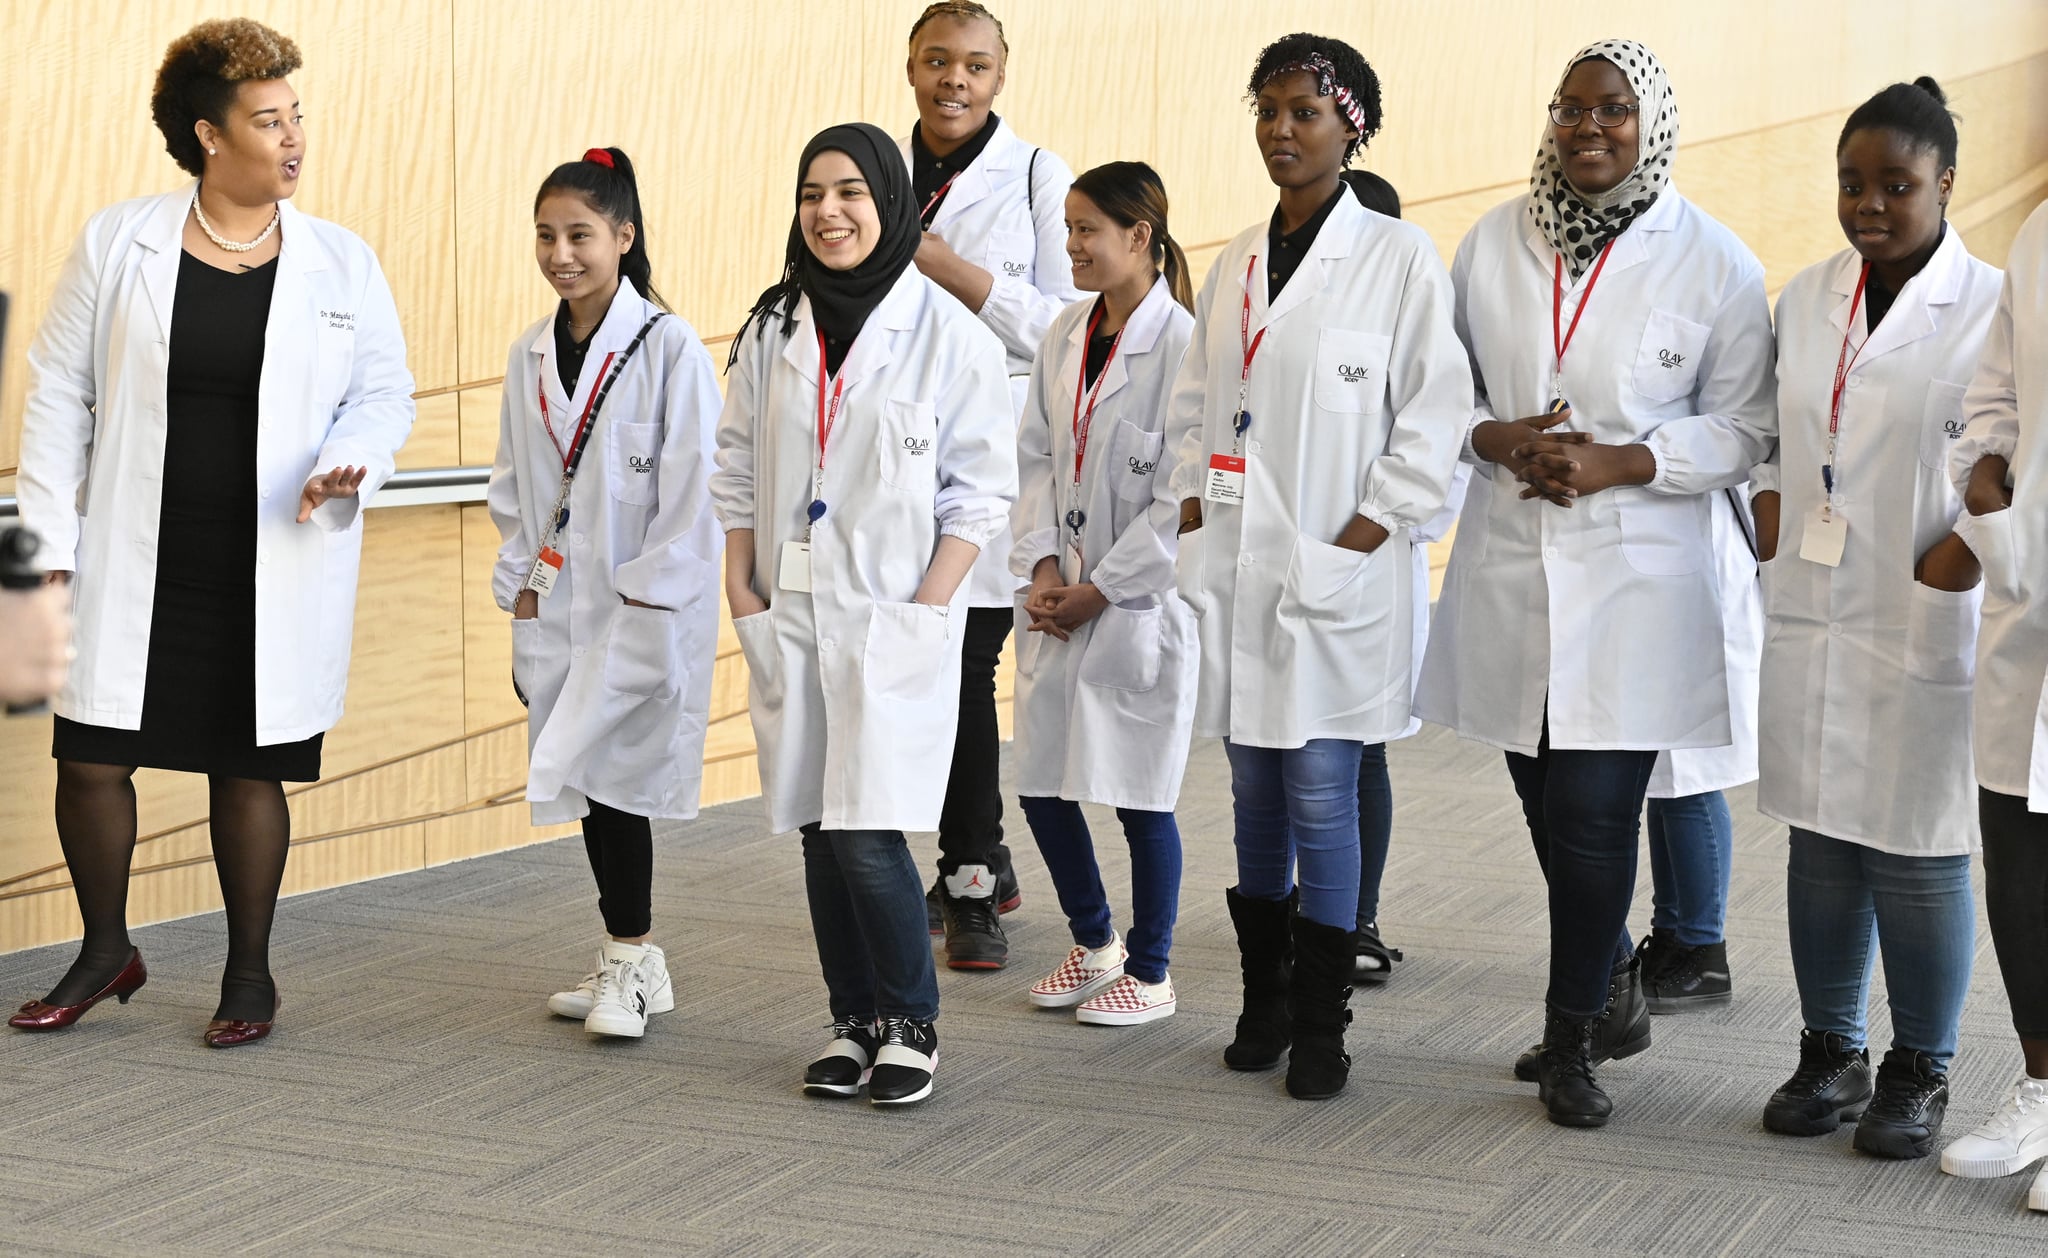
[549,942,674,1036]
[1941,1073,2048,1179]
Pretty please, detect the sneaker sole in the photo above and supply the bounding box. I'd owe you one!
[1077,1000,1176,1027]
[946,957,1007,971]
[1646,991,1734,1014]
[869,1080,933,1106]
[584,1014,647,1038]
[1854,1125,1937,1159]
[547,997,595,1019]
[1545,1107,1612,1129]
[802,1071,870,1099]
[1942,1130,2048,1178]
[1030,969,1124,1008]
[998,893,1021,915]
[1764,1099,1869,1136]
[2031,1178,2048,1212]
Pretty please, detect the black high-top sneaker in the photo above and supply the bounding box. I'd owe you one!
[1763,1028,1873,1135]
[939,865,1009,971]
[1537,1005,1613,1128]
[1644,940,1733,1013]
[1853,1048,1950,1159]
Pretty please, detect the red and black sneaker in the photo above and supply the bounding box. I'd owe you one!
[940,865,1009,971]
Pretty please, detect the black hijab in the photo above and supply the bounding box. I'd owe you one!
[730,122,921,368]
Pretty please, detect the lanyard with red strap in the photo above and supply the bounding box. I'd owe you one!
[808,328,849,538]
[538,350,617,468]
[1233,255,1268,453]
[1065,303,1126,563]
[1822,261,1873,512]
[1550,240,1616,410]
[919,172,960,229]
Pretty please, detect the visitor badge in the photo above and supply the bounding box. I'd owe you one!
[1205,454,1246,504]
[1799,505,1847,568]
[526,546,564,597]
[778,539,813,592]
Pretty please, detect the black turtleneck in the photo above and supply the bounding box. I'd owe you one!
[1265,185,1347,299]
[912,113,1001,227]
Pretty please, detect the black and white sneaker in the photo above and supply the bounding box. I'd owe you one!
[803,1016,881,1098]
[868,1016,939,1106]
[583,942,674,1038]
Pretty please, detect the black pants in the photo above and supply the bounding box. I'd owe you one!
[937,606,1014,876]
[1981,788,2048,1040]
[583,798,653,938]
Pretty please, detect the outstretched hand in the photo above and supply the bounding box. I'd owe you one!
[299,465,368,523]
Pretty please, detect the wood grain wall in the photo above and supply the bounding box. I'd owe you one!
[4,1,2048,952]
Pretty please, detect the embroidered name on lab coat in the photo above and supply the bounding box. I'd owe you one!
[321,309,355,331]
[1657,348,1686,370]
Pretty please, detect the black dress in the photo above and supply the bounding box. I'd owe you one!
[53,251,324,782]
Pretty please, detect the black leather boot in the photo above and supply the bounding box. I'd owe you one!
[1853,1048,1949,1159]
[1514,955,1652,1082]
[1762,1029,1873,1136]
[1285,916,1355,1100]
[1537,1005,1613,1127]
[1223,887,1293,1071]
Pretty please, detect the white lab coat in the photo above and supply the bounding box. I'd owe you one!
[18,183,415,743]
[1165,191,1472,748]
[488,281,724,825]
[902,120,1082,607]
[710,270,1017,834]
[1414,190,1777,755]
[1757,233,1998,854]
[1008,278,1198,811]
[1649,487,1763,797]
[1392,468,1470,743]
[1952,201,2048,809]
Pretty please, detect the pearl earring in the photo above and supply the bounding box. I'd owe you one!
[208,148,217,155]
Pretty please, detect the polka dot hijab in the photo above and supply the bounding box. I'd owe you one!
[1528,38,1677,280]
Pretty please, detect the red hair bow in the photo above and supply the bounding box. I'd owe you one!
[583,148,614,168]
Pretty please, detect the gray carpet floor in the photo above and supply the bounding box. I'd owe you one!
[2,725,2044,1256]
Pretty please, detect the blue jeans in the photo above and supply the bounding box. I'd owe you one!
[1018,797,1181,984]
[1357,743,1392,929]
[1503,725,1658,1019]
[800,826,940,1023]
[1224,738,1362,930]
[1646,791,1732,947]
[1785,828,1974,1070]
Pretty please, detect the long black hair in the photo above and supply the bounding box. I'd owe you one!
[535,147,667,310]
[1839,76,1958,169]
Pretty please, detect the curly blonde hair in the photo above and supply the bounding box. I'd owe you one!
[151,19,303,177]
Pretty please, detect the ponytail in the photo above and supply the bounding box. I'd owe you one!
[1067,160,1194,313]
[1341,169,1401,219]
[535,146,669,311]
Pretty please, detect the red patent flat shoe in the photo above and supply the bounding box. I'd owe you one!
[9,949,148,1031]
[203,992,281,1048]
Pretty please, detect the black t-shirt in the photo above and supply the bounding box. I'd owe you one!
[912,113,1001,227]
[1083,298,1118,389]
[554,302,593,396]
[1265,185,1347,298]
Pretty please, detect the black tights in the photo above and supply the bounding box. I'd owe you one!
[52,761,290,1022]
[583,799,653,939]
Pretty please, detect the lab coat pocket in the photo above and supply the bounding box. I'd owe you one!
[1615,487,1704,576]
[603,604,681,700]
[879,400,939,494]
[983,230,1037,284]
[731,608,782,701]
[1919,381,1970,471]
[1631,309,1711,403]
[1279,534,1379,624]
[1107,421,1165,503]
[608,422,662,506]
[1313,329,1391,416]
[1078,600,1163,693]
[863,601,953,702]
[314,326,355,407]
[1174,526,1207,613]
[510,617,544,703]
[1966,508,2021,604]
[1904,580,1981,686]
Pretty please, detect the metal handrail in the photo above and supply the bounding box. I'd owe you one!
[0,464,491,519]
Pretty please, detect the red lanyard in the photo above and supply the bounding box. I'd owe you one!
[1551,241,1615,396]
[919,172,959,227]
[1234,255,1268,445]
[815,329,846,475]
[1823,262,1873,499]
[538,351,618,468]
[1071,304,1125,494]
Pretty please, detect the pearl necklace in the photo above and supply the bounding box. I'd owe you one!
[192,190,280,253]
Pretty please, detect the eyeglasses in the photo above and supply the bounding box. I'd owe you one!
[1548,103,1639,128]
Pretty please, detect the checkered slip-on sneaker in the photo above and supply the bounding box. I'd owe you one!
[1029,936,1127,1008]
[1076,973,1177,1027]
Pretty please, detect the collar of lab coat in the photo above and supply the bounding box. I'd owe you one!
[1242,187,1365,334]
[1062,272,1177,409]
[1519,183,1683,286]
[779,267,925,389]
[901,118,1024,232]
[136,181,330,345]
[1825,224,1969,368]
[527,277,655,416]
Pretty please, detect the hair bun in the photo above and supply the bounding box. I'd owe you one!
[1912,75,1947,106]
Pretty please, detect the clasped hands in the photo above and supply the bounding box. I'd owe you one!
[1473,409,1647,506]
[1024,558,1107,642]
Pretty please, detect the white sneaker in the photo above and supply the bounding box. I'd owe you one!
[2031,1160,2048,1212]
[547,960,605,1020]
[1076,973,1176,1026]
[1030,935,1127,1008]
[582,942,675,1038]
[1940,1073,2048,1178]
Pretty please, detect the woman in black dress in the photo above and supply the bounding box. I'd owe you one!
[12,19,416,1045]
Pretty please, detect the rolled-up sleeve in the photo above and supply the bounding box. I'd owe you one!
[1952,265,2019,499]
[709,330,760,534]
[1641,262,1778,496]
[935,322,1018,548]
[974,150,1082,366]
[1355,237,1474,532]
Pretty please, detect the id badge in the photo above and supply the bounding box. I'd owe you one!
[778,539,814,592]
[1204,454,1247,504]
[1799,505,1847,568]
[526,546,564,597]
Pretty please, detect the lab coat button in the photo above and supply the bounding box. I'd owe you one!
[1249,440,1263,454]
[1847,377,1862,390]
[1829,622,1843,637]
[1543,546,1559,560]
[574,646,587,658]
[1239,554,1254,567]
[820,639,836,652]
[258,551,268,564]
[573,532,587,547]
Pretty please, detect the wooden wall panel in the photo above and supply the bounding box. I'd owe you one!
[8,2,2048,955]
